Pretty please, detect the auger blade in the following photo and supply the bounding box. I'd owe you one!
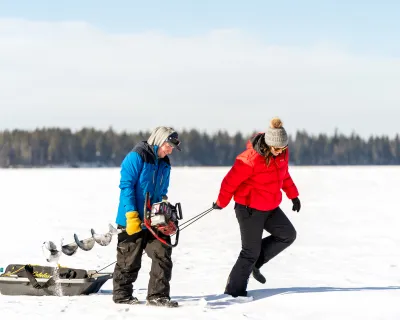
[108,223,120,235]
[61,241,79,256]
[91,228,113,246]
[42,224,122,261]
[74,234,96,251]
[42,241,61,263]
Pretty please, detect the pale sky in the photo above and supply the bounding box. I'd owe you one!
[1,0,399,138]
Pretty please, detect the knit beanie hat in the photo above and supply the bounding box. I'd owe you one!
[147,126,181,151]
[264,117,288,148]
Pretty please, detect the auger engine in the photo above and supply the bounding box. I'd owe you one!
[143,192,183,247]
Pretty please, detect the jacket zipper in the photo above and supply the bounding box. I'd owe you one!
[273,157,280,181]
[153,162,161,200]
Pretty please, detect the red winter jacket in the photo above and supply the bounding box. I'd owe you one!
[216,134,299,211]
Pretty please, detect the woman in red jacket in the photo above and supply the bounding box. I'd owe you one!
[213,117,301,298]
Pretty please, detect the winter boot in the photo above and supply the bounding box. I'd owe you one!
[146,297,179,308]
[114,296,140,305]
[252,267,266,284]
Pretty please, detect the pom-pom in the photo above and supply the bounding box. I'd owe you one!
[270,117,283,129]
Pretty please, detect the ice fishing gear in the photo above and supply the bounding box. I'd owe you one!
[42,223,121,263]
[41,194,214,266]
[0,264,112,296]
[142,191,183,248]
[42,196,184,261]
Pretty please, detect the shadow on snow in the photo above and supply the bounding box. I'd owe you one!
[98,285,400,309]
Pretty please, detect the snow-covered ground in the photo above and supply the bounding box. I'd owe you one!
[0,166,399,320]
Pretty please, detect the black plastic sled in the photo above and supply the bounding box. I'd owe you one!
[0,264,112,296]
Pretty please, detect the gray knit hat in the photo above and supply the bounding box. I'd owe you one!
[264,117,288,148]
[147,126,181,151]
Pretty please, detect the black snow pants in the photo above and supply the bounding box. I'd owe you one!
[112,227,173,302]
[224,203,297,297]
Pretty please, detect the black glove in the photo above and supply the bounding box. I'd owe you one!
[212,202,222,210]
[292,197,301,212]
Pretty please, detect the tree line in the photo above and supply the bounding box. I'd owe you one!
[0,127,398,168]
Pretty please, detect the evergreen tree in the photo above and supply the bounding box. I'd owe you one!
[0,127,398,167]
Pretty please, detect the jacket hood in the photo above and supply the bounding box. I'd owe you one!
[247,133,266,156]
[133,141,171,165]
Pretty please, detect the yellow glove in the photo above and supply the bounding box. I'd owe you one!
[125,211,142,235]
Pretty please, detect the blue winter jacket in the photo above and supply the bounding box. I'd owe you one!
[115,141,171,227]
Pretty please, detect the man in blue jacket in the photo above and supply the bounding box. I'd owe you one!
[112,126,181,307]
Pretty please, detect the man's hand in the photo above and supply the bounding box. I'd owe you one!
[125,211,142,235]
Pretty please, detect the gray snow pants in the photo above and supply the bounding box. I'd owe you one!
[112,228,173,302]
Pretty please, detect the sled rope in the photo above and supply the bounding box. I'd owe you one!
[96,261,119,273]
[2,265,25,276]
[174,207,214,233]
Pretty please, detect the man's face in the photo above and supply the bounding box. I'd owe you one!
[157,142,175,158]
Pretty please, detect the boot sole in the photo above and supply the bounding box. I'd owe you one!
[146,301,179,308]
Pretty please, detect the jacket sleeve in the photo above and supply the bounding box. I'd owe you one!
[216,156,253,208]
[282,149,299,199]
[119,152,144,213]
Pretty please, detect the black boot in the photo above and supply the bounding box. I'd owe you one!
[146,297,179,308]
[114,296,140,305]
[252,267,266,284]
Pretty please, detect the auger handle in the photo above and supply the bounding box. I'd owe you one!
[144,192,151,220]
